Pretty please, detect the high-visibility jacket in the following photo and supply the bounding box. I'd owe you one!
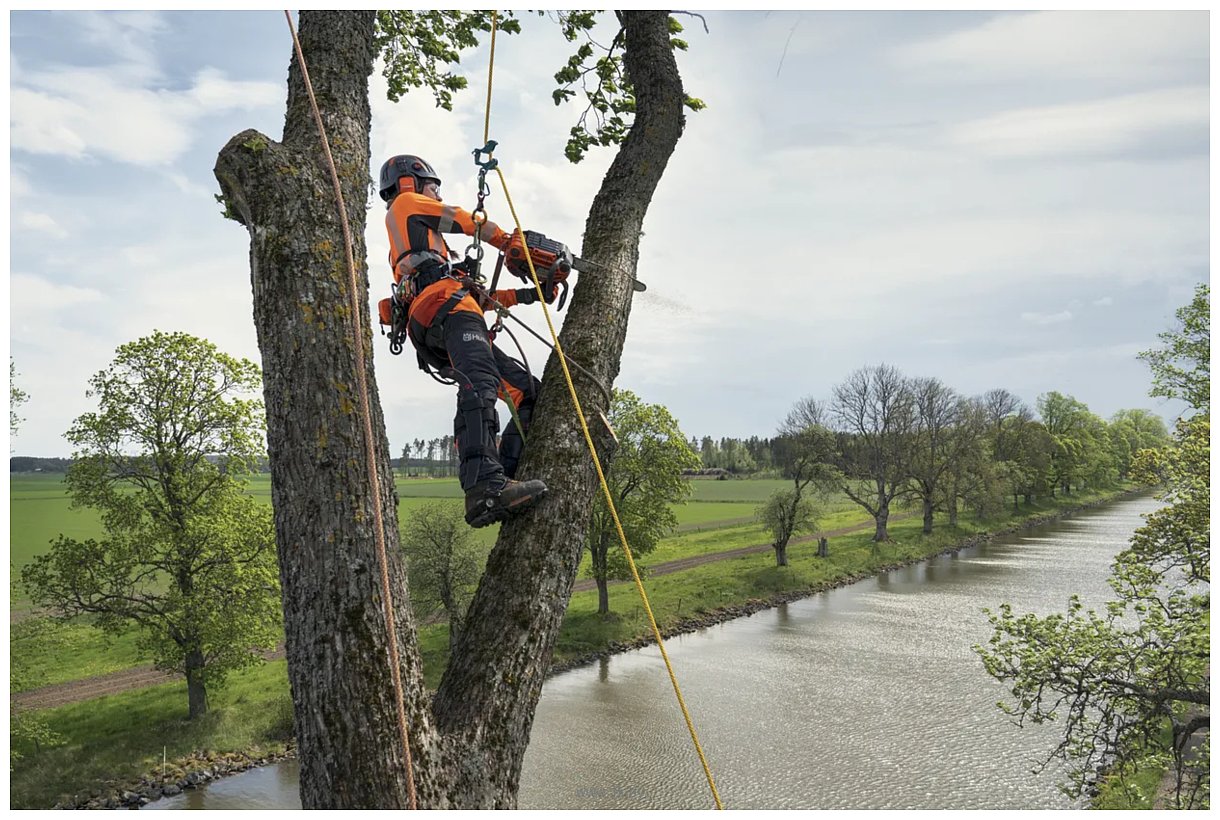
[384,192,523,327]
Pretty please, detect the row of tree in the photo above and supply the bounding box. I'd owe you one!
[397,437,459,477]
[754,369,1169,567]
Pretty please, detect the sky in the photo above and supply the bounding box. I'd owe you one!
[7,10,1209,458]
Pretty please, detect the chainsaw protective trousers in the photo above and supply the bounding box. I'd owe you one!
[444,311,504,490]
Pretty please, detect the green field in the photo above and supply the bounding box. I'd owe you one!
[8,475,809,603]
[9,473,828,690]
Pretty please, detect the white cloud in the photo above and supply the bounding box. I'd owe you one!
[15,211,69,239]
[894,11,1207,83]
[11,66,282,166]
[10,273,107,351]
[1021,310,1073,325]
[73,10,168,77]
[1094,296,1114,307]
[11,167,34,199]
[947,87,1208,159]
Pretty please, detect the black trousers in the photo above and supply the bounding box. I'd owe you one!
[433,310,540,489]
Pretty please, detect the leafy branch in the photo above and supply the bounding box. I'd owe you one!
[374,11,522,110]
[550,11,705,163]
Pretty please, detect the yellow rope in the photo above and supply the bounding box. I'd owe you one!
[483,11,723,811]
[482,15,497,146]
[282,11,418,810]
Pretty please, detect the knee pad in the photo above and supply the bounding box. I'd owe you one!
[455,386,501,489]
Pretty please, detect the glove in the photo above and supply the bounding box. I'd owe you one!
[513,287,538,306]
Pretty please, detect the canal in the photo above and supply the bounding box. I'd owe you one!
[145,494,1157,810]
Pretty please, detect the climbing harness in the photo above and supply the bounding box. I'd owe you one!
[282,11,419,810]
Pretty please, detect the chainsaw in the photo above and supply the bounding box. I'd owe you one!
[500,230,646,310]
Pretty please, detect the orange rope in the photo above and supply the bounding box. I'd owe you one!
[282,11,419,810]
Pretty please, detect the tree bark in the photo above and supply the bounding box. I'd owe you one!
[447,613,463,657]
[185,648,208,719]
[216,12,427,809]
[874,495,890,542]
[774,543,789,567]
[593,534,610,615]
[817,537,829,558]
[216,9,686,810]
[922,497,934,534]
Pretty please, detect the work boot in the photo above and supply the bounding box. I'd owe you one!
[464,477,549,528]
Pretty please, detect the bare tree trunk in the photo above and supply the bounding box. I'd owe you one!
[185,648,208,719]
[217,12,428,809]
[593,534,610,615]
[921,496,934,534]
[874,486,891,542]
[774,543,789,567]
[817,537,829,558]
[218,10,686,810]
[447,613,464,656]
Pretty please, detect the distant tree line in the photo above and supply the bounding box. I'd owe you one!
[10,457,73,473]
[395,436,460,478]
[689,389,1167,501]
[754,368,1170,545]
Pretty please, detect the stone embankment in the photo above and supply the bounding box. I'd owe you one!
[52,745,295,810]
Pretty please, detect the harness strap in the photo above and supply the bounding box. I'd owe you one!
[408,286,472,374]
[395,249,449,282]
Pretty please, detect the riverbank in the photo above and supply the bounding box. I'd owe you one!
[14,487,1141,809]
[547,488,1145,676]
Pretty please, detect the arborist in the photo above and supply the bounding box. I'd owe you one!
[377,154,563,528]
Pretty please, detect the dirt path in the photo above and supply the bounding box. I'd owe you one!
[572,512,905,592]
[13,512,905,710]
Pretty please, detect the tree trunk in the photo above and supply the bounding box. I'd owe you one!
[947,496,958,527]
[185,648,208,719]
[593,534,610,615]
[217,10,685,810]
[874,497,891,542]
[774,542,789,567]
[921,496,934,534]
[447,613,464,657]
[217,12,428,809]
[817,537,828,558]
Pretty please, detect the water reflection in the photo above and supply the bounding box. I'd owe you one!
[144,496,1159,810]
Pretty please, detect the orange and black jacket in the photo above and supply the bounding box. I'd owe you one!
[384,192,523,328]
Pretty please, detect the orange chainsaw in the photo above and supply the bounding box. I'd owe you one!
[500,230,646,310]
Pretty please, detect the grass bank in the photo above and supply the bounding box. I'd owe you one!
[10,485,1136,808]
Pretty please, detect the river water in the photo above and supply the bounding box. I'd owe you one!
[145,495,1157,810]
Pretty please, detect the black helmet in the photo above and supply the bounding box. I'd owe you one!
[378,155,441,203]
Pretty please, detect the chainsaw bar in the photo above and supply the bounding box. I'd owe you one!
[573,257,647,292]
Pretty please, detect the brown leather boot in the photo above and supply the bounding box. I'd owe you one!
[464,477,549,528]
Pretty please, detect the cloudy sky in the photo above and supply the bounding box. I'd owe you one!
[8,10,1208,458]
